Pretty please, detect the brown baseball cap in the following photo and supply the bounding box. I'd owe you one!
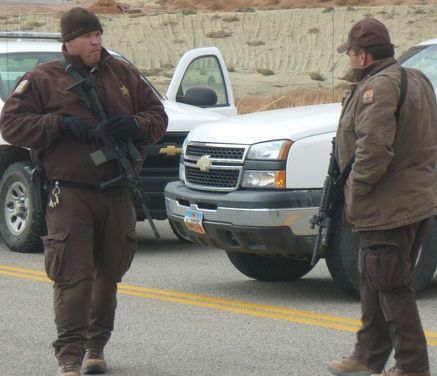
[337,17,391,53]
[60,7,103,42]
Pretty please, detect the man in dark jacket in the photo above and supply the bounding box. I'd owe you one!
[327,18,437,376]
[0,7,168,376]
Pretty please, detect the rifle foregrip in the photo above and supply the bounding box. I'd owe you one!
[319,177,332,211]
[100,175,125,190]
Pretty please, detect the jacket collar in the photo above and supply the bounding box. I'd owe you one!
[61,46,113,77]
[349,57,397,83]
[362,57,397,80]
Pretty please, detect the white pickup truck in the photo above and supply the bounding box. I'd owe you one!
[165,39,437,297]
[0,32,237,253]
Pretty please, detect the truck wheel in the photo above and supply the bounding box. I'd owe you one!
[326,206,437,298]
[225,251,314,281]
[325,206,360,298]
[0,161,45,253]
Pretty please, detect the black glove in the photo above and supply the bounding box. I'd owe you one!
[58,116,91,143]
[103,114,140,140]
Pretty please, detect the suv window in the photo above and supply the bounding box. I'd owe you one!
[399,44,437,91]
[0,51,61,100]
[178,55,229,106]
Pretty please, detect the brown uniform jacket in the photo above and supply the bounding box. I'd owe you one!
[0,48,168,186]
[336,57,437,230]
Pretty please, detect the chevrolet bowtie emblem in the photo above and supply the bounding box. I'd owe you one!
[159,145,182,157]
[197,155,213,172]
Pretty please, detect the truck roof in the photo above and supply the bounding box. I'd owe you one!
[416,38,437,46]
[0,32,62,53]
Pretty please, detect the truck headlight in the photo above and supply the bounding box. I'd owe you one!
[242,140,291,188]
[179,138,188,181]
[247,140,292,160]
[241,171,286,189]
[179,161,185,181]
[181,137,188,155]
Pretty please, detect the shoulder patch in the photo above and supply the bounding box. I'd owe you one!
[13,79,30,95]
[362,89,374,104]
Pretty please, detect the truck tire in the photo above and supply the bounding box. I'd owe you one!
[326,205,437,298]
[225,251,314,281]
[0,161,45,253]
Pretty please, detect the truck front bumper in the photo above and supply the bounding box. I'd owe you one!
[165,181,322,257]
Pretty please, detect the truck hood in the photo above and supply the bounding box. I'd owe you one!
[187,102,342,144]
[163,100,226,132]
[0,99,224,142]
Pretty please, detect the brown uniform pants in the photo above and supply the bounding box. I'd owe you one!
[353,219,430,373]
[43,186,137,364]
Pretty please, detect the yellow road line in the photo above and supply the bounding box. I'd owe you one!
[1,264,436,345]
[118,283,361,325]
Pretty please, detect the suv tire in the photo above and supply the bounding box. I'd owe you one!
[0,161,45,253]
[226,251,314,281]
[326,204,437,298]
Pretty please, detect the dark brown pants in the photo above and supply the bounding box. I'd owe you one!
[43,186,137,364]
[353,219,430,373]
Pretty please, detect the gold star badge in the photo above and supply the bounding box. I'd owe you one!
[362,89,374,104]
[121,84,130,97]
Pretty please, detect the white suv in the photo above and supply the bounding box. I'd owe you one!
[165,39,437,297]
[0,32,237,252]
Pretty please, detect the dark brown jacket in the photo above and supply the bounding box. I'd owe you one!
[336,57,437,230]
[0,48,168,185]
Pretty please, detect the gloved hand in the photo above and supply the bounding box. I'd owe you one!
[103,114,140,140]
[58,116,91,143]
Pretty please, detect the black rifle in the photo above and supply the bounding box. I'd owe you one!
[67,76,161,240]
[309,138,353,265]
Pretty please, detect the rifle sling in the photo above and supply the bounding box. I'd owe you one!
[395,67,408,123]
[62,58,104,119]
[338,66,408,187]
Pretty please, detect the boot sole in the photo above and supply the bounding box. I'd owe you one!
[327,368,372,376]
[83,364,106,374]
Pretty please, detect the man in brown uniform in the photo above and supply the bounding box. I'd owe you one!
[0,8,168,376]
[327,18,437,376]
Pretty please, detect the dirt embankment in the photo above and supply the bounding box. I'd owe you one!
[2,0,437,112]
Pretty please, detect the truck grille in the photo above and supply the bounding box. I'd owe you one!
[186,145,245,160]
[185,166,240,188]
[184,142,248,191]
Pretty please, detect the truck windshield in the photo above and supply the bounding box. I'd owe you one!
[0,51,61,100]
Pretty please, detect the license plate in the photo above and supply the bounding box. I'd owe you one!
[184,209,206,235]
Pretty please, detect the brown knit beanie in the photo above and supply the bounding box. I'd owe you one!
[60,7,103,42]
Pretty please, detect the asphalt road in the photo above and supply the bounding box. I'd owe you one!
[0,220,436,375]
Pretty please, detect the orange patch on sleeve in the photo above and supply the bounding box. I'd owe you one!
[362,89,374,104]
